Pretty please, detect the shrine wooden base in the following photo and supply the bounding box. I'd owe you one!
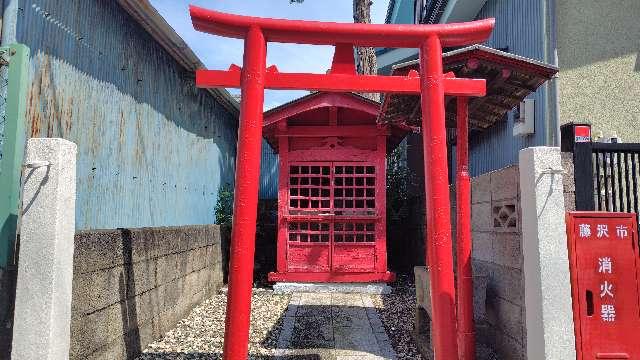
[268,271,396,283]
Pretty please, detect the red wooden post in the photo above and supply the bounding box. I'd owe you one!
[222,26,266,360]
[419,35,459,360]
[276,122,289,275]
[456,96,475,360]
[376,133,388,273]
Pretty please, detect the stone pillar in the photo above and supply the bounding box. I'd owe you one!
[519,146,576,360]
[11,138,77,360]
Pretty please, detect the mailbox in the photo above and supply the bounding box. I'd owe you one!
[566,212,640,359]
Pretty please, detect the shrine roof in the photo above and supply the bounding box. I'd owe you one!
[377,45,558,130]
[263,92,409,154]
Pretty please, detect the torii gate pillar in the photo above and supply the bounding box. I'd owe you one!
[222,26,266,356]
[419,35,459,355]
[189,7,494,360]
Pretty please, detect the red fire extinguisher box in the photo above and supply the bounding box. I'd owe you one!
[566,212,640,359]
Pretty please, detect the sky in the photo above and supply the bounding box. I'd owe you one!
[149,0,390,110]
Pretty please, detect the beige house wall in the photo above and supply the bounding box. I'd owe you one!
[556,0,640,142]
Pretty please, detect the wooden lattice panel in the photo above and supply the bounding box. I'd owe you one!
[284,162,380,275]
[288,221,330,243]
[332,219,376,273]
[333,164,376,215]
[334,221,376,243]
[288,164,331,215]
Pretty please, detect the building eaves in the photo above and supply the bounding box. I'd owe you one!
[116,0,240,116]
[393,45,558,74]
[380,45,558,129]
[385,0,397,24]
[423,0,450,24]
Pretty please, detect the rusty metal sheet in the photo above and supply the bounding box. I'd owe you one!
[15,0,239,230]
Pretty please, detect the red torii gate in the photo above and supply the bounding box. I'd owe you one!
[189,6,494,360]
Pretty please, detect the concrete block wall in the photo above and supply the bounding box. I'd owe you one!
[69,225,228,360]
[467,166,527,359]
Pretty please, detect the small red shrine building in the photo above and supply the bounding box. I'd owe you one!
[264,92,408,283]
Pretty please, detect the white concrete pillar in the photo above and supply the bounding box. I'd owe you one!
[519,146,576,360]
[11,138,77,360]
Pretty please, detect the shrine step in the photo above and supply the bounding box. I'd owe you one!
[272,282,392,295]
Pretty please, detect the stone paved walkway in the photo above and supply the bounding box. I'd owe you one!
[274,292,397,359]
[139,284,420,359]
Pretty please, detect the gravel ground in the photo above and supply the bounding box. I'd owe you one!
[138,288,290,360]
[371,274,423,360]
[139,277,423,360]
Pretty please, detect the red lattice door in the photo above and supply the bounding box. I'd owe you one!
[331,163,377,273]
[286,162,378,274]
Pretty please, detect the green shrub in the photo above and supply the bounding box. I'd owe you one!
[387,141,414,221]
[215,184,234,225]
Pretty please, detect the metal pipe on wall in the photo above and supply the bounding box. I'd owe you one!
[0,0,17,45]
[543,0,561,147]
[0,0,5,43]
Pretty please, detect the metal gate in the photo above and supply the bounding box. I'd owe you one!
[286,162,378,273]
[574,141,640,217]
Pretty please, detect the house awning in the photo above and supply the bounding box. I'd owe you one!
[377,45,558,130]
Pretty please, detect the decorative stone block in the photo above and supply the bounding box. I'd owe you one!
[491,200,519,232]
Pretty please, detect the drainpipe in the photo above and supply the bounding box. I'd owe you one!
[0,0,4,43]
[544,0,561,146]
[1,0,18,45]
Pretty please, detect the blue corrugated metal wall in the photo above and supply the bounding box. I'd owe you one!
[390,0,416,24]
[11,0,238,229]
[469,0,550,176]
[259,139,278,199]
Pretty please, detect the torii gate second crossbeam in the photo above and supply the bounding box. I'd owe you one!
[189,6,494,360]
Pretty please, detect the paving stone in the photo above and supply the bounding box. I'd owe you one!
[331,293,364,307]
[333,311,371,328]
[299,293,332,306]
[296,305,333,318]
[334,349,385,359]
[332,305,368,320]
[334,326,381,352]
[291,316,334,348]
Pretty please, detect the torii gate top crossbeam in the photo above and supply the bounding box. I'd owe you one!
[190,5,494,48]
[190,7,494,97]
